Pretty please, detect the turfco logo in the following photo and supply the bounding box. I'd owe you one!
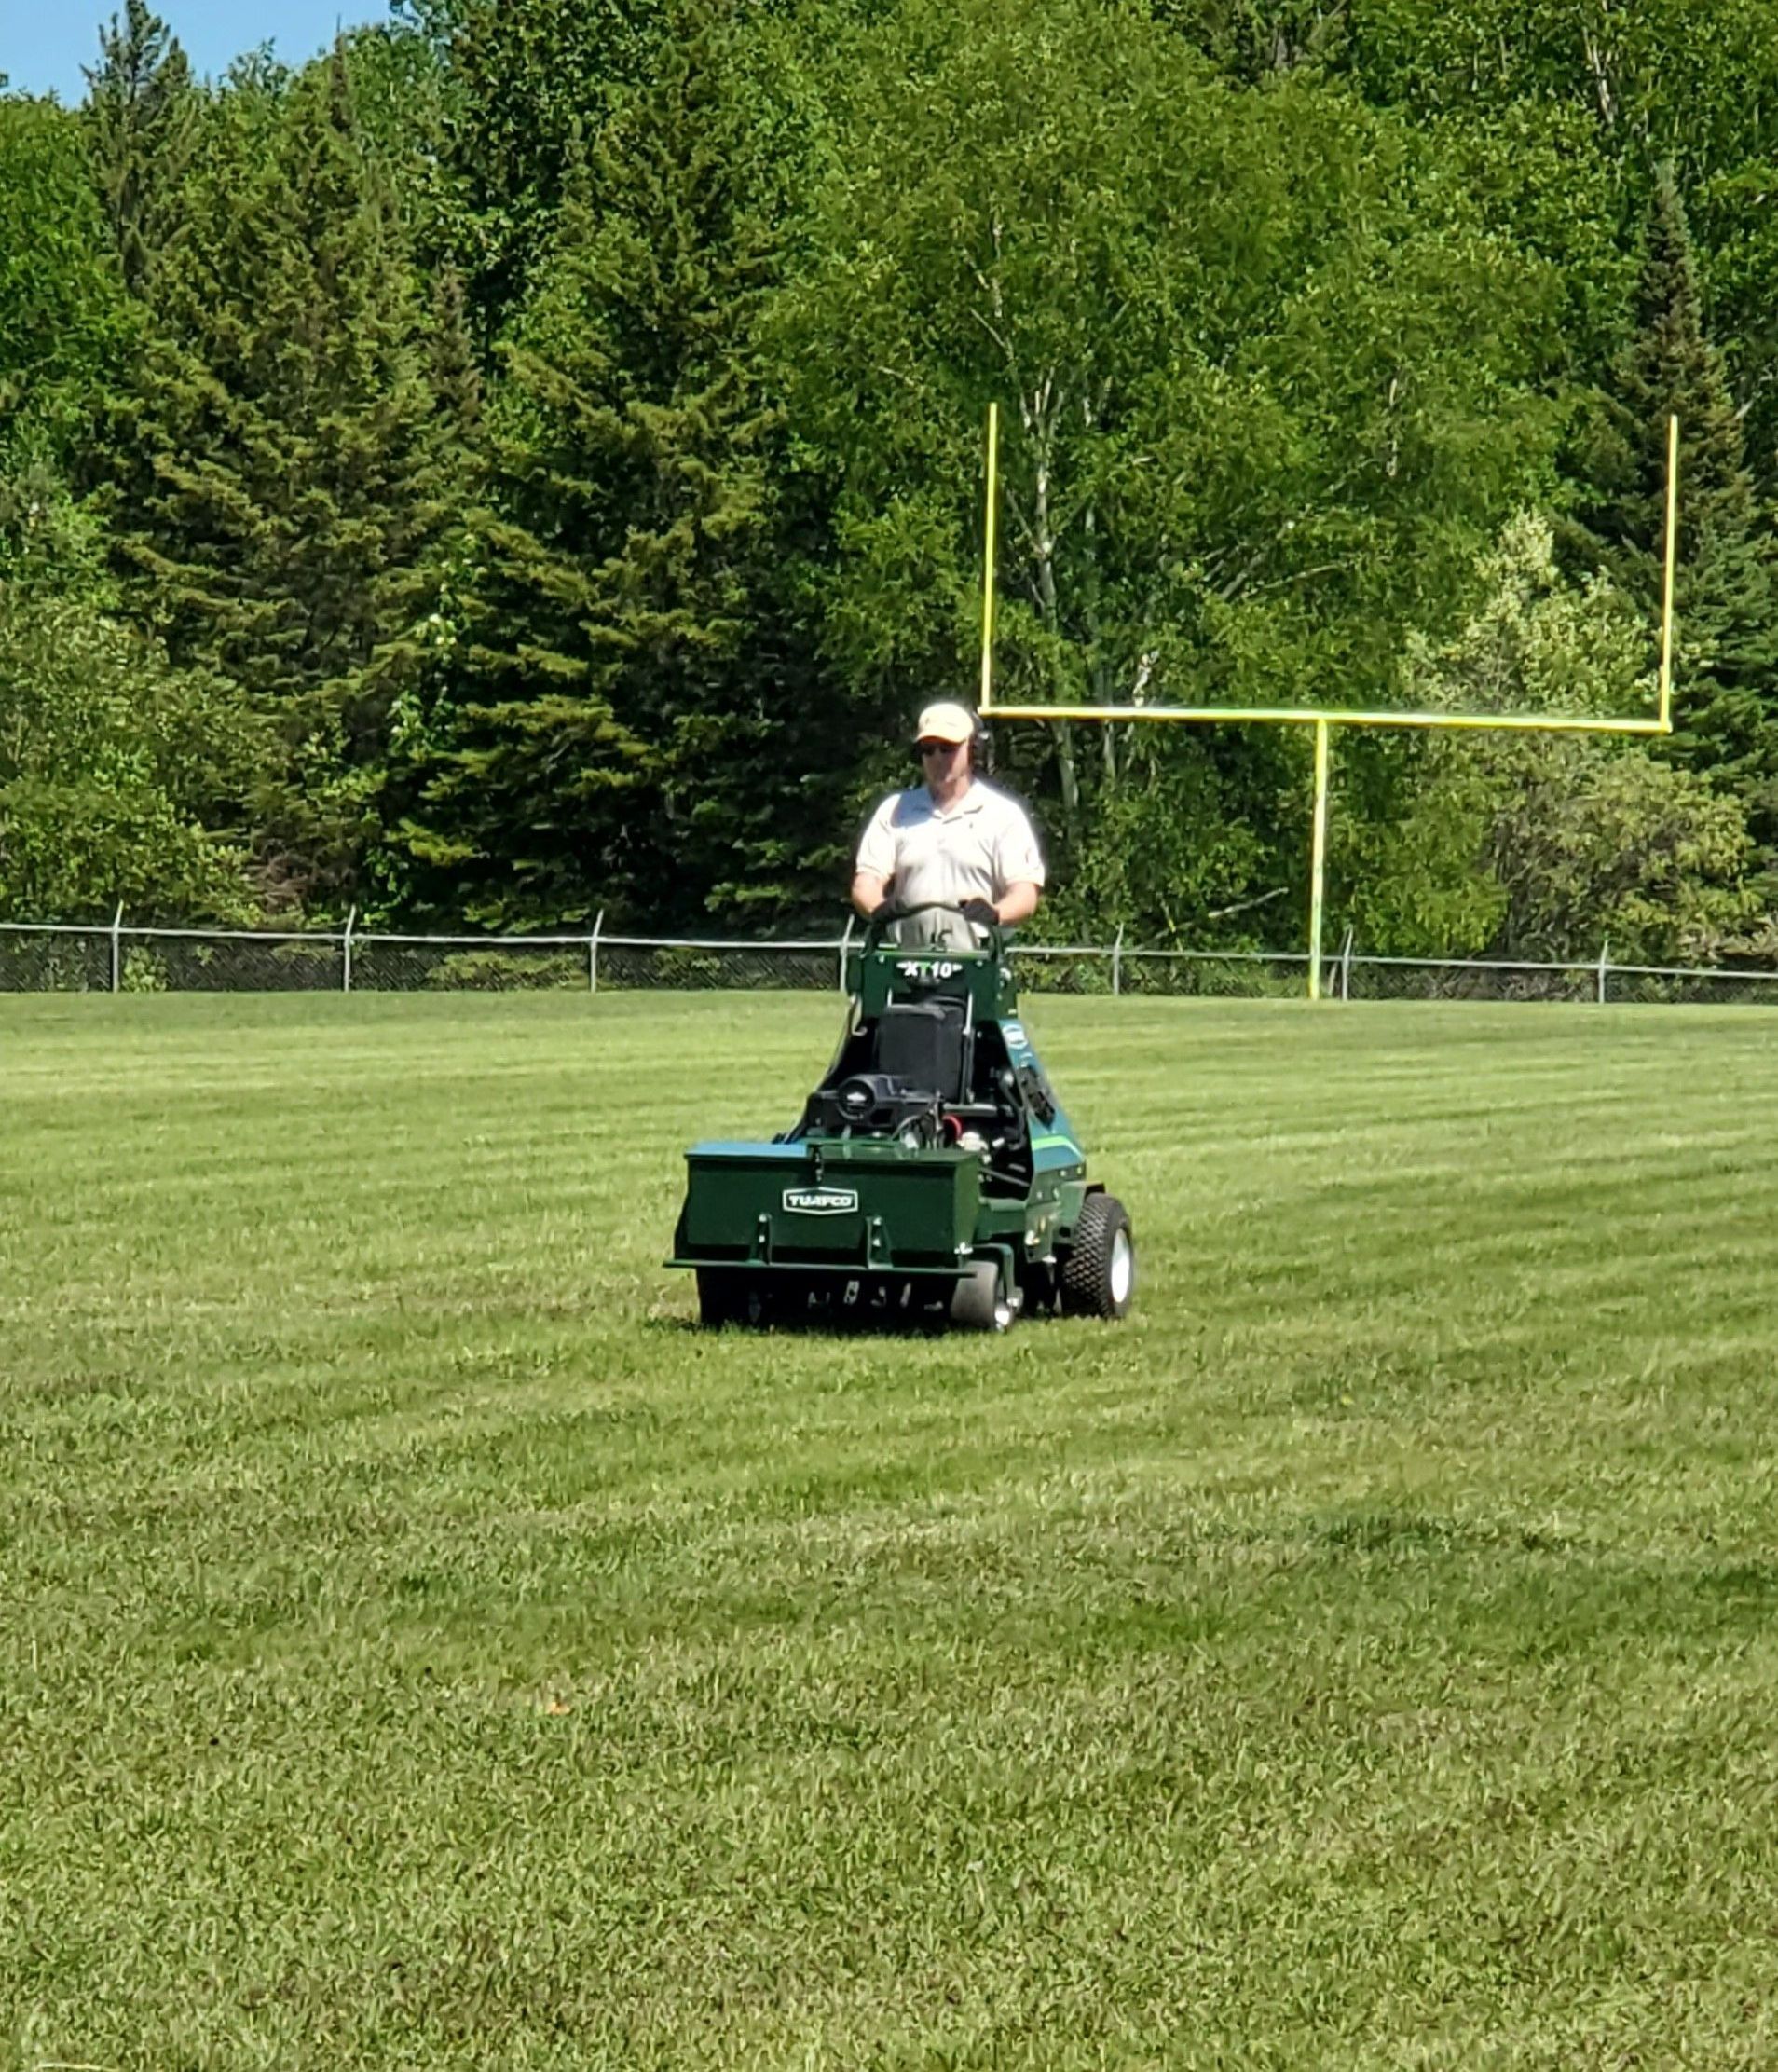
[783,1187,858,1215]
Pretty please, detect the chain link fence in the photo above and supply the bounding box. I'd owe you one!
[5,917,1778,1006]
[1332,947,1778,1006]
[1014,945,1316,996]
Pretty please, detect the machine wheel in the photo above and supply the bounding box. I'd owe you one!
[951,1258,1015,1332]
[1060,1194,1135,1320]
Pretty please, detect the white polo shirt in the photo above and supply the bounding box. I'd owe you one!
[855,779,1046,909]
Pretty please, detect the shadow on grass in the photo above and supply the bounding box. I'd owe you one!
[643,1307,965,1340]
[643,1278,1073,1338]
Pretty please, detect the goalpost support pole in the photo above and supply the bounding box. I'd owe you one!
[1307,720,1331,1003]
[1659,412,1679,730]
[979,402,999,712]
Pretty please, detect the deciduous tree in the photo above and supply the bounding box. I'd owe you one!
[781,0,1565,938]
[1343,514,1755,962]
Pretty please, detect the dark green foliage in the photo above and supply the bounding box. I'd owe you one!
[395,0,672,334]
[390,2,852,928]
[1570,168,1778,850]
[1581,171,1757,577]
[427,262,482,440]
[6,0,1778,940]
[782,0,1566,940]
[83,1,195,297]
[1147,0,1353,80]
[0,98,129,447]
[1335,515,1755,962]
[97,48,458,910]
[0,583,263,922]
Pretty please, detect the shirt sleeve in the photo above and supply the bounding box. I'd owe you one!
[992,798,1046,888]
[855,794,899,881]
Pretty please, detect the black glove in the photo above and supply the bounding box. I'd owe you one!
[872,898,907,924]
[960,899,999,929]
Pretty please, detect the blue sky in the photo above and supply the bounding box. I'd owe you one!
[6,0,391,103]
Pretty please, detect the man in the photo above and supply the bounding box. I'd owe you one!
[852,702,1045,948]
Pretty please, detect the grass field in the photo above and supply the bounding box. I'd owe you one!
[5,992,1778,2069]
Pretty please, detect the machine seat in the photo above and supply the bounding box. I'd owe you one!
[870,999,966,1103]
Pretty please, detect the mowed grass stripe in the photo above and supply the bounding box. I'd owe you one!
[5,995,1778,2068]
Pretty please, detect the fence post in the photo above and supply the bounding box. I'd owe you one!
[1112,925,1124,997]
[110,902,124,995]
[588,909,605,994]
[838,914,855,995]
[342,906,357,994]
[1597,936,1610,1007]
[1339,926,1355,1004]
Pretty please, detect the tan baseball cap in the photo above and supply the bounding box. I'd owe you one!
[914,701,977,745]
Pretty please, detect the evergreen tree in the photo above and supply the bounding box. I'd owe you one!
[82,0,194,297]
[1571,166,1778,847]
[100,48,456,910]
[394,2,841,928]
[429,261,483,439]
[398,0,671,336]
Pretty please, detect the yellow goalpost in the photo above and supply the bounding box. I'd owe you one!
[976,404,1682,998]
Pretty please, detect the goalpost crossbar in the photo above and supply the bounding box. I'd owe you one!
[975,405,1681,996]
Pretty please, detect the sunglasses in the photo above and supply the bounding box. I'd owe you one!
[916,739,959,756]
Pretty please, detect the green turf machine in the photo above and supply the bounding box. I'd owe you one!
[668,902,1134,1331]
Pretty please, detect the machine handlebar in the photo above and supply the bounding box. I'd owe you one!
[862,899,1004,952]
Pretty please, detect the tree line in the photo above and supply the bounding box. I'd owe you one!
[6,0,1778,962]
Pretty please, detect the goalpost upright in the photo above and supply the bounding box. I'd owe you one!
[976,404,1682,997]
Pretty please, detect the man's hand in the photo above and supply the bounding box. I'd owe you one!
[960,898,999,929]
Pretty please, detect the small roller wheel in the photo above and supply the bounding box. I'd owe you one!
[950,1258,1015,1332]
[1018,1258,1062,1317]
[697,1269,781,1328]
[1060,1194,1134,1320]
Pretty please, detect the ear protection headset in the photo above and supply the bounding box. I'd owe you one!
[970,711,995,775]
